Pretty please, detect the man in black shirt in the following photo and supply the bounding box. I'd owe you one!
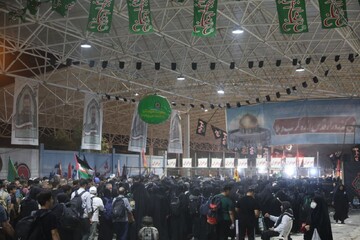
[235,188,260,240]
[36,191,60,240]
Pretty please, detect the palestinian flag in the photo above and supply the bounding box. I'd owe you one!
[75,155,93,179]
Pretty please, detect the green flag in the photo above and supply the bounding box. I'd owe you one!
[76,155,93,179]
[87,0,115,33]
[318,0,347,29]
[52,0,76,17]
[275,0,308,34]
[127,0,154,34]
[7,158,18,182]
[193,0,218,37]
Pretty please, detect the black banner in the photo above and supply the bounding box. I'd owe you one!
[220,131,227,147]
[196,119,207,136]
[211,125,223,139]
[344,159,360,200]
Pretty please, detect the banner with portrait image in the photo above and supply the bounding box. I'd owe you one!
[196,119,207,136]
[128,103,148,152]
[81,94,103,150]
[168,110,183,154]
[12,78,39,146]
[211,125,223,139]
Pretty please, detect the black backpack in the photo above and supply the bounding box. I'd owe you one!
[69,190,86,217]
[112,197,126,221]
[170,195,181,216]
[16,210,50,240]
[207,195,223,225]
[59,202,81,230]
[188,195,201,215]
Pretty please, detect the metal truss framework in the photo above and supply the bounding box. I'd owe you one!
[0,0,359,147]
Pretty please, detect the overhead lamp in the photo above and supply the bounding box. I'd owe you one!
[218,104,223,108]
[177,75,185,81]
[204,109,208,112]
[305,57,311,64]
[236,102,241,108]
[200,104,205,109]
[276,92,281,98]
[171,101,176,106]
[226,103,231,109]
[210,104,215,109]
[266,95,271,102]
[296,65,305,72]
[336,64,342,70]
[190,104,195,108]
[230,62,235,69]
[313,76,319,83]
[292,86,297,92]
[217,89,225,95]
[256,98,260,103]
[258,61,264,68]
[286,88,291,95]
[134,93,139,96]
[123,98,128,102]
[246,100,250,105]
[131,99,136,103]
[324,70,329,77]
[302,82,308,88]
[81,42,91,48]
[232,27,244,34]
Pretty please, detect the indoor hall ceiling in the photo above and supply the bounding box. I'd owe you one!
[0,0,359,144]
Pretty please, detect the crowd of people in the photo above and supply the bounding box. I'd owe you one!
[0,174,351,240]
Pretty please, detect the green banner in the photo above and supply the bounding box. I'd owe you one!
[52,0,76,16]
[87,0,115,33]
[318,0,347,29]
[127,0,154,34]
[275,0,308,34]
[193,0,218,37]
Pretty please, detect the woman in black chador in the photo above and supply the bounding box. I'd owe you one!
[333,184,349,224]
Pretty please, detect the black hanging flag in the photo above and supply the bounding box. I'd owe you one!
[211,125,223,139]
[220,131,227,147]
[196,119,207,136]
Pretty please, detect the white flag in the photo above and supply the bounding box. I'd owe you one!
[81,94,103,150]
[168,110,183,153]
[128,104,148,152]
[12,78,39,146]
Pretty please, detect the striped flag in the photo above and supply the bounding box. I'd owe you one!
[75,155,92,179]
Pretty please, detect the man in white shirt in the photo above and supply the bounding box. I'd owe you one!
[88,186,104,240]
[70,179,92,240]
[261,201,293,240]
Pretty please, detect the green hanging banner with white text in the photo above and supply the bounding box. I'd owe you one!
[193,0,218,37]
[127,0,154,34]
[87,0,115,33]
[52,0,76,16]
[318,0,347,29]
[275,0,308,34]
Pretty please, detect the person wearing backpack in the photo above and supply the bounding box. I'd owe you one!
[138,216,159,240]
[70,179,92,240]
[208,185,235,240]
[188,188,202,240]
[88,186,104,240]
[30,191,60,240]
[99,188,113,240]
[112,187,134,240]
[0,203,15,240]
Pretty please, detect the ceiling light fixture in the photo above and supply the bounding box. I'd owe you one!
[81,42,91,48]
[134,93,139,96]
[177,75,185,81]
[204,109,208,112]
[296,65,305,72]
[232,27,244,34]
[217,89,225,95]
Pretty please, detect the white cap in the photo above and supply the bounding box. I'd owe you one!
[89,186,97,194]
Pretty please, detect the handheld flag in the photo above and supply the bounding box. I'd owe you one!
[7,158,18,182]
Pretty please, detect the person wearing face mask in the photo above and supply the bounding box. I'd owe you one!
[261,201,294,240]
[304,196,333,240]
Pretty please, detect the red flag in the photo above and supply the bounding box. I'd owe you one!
[67,163,72,179]
[141,149,148,168]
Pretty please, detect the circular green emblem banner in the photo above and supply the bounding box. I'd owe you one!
[138,95,172,124]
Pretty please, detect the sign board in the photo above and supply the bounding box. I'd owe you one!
[182,158,192,168]
[256,158,267,168]
[271,157,282,169]
[238,159,248,169]
[197,158,208,168]
[286,157,297,167]
[224,158,235,168]
[151,158,162,168]
[303,157,314,168]
[167,159,176,168]
[211,158,222,168]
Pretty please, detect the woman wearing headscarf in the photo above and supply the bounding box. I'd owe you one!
[262,201,294,240]
[304,196,333,240]
[333,184,349,224]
